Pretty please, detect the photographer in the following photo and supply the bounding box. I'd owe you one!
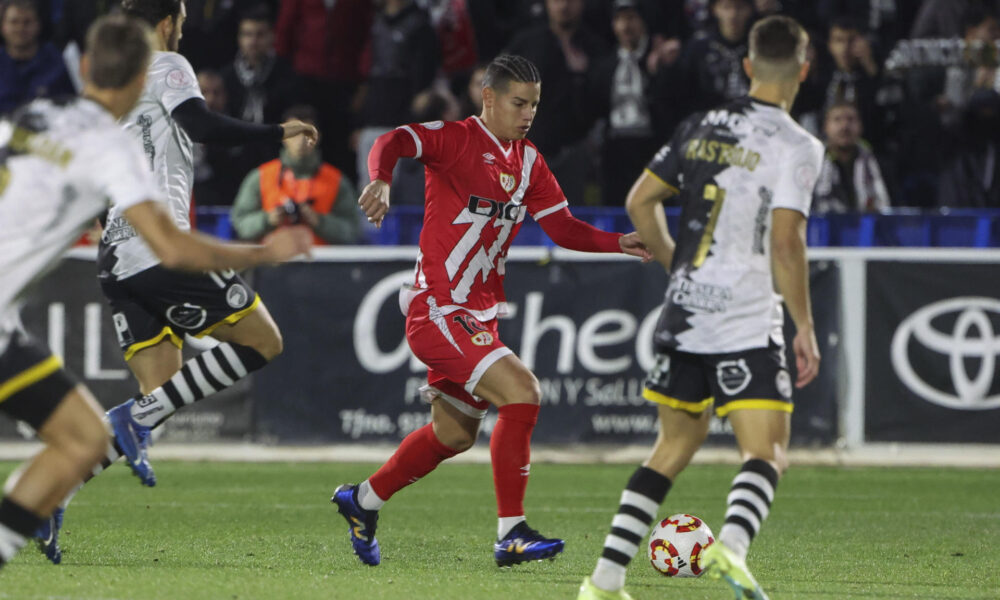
[231,104,361,245]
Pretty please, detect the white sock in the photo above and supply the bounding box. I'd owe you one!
[497,515,525,539]
[719,524,752,560]
[356,480,385,511]
[130,390,175,427]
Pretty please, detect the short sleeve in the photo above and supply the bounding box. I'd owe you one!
[90,131,164,211]
[772,135,824,218]
[523,148,567,220]
[150,53,204,114]
[645,116,696,192]
[396,120,465,170]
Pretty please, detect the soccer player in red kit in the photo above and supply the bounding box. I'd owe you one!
[331,54,651,568]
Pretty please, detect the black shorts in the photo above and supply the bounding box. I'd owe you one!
[0,326,77,430]
[642,341,793,417]
[100,266,260,360]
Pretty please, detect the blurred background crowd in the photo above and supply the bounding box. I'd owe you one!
[2,0,999,246]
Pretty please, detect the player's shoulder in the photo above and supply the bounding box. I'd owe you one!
[776,114,823,159]
[148,51,197,85]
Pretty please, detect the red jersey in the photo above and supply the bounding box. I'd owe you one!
[395,117,568,320]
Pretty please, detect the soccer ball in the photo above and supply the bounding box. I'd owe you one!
[647,513,715,578]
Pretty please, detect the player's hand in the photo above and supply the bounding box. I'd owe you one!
[792,325,820,389]
[280,119,319,146]
[359,179,391,228]
[262,225,312,263]
[619,232,654,262]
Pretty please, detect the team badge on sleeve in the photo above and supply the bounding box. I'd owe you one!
[499,173,516,193]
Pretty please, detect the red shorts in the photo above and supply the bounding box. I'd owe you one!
[405,294,511,418]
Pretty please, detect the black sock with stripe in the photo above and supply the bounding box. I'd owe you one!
[718,459,779,560]
[590,466,672,591]
[128,342,267,427]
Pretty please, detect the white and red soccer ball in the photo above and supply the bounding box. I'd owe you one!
[648,513,715,578]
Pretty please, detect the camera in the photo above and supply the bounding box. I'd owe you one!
[280,199,302,224]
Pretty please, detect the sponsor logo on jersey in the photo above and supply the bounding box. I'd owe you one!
[482,152,496,164]
[166,303,207,330]
[716,359,751,395]
[225,284,249,309]
[467,195,521,221]
[499,173,516,193]
[420,120,444,130]
[891,297,1000,410]
[112,312,134,347]
[471,331,494,346]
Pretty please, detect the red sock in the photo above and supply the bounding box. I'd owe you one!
[491,403,540,518]
[368,424,459,501]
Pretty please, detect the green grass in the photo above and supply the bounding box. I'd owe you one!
[1,461,998,599]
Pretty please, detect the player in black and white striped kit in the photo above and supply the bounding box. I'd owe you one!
[580,15,824,600]
[0,15,310,569]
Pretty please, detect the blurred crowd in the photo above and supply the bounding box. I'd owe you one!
[2,0,1000,244]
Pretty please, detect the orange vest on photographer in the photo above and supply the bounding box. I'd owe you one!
[259,158,342,246]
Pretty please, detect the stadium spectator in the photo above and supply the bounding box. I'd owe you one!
[176,0,241,71]
[670,0,754,116]
[220,5,299,126]
[354,0,438,185]
[937,88,1000,208]
[910,0,1000,39]
[0,0,75,113]
[458,63,487,117]
[390,87,462,206]
[589,0,673,205]
[231,105,360,245]
[938,5,1000,129]
[275,0,372,174]
[505,0,610,204]
[812,101,891,213]
[816,17,885,149]
[814,0,919,57]
[192,69,250,207]
[54,0,118,50]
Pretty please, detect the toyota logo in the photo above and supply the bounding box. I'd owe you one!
[891,297,1000,410]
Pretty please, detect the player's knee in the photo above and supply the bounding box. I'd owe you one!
[47,403,109,471]
[445,430,477,453]
[510,373,541,406]
[253,327,283,361]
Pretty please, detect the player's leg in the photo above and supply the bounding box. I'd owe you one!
[699,344,792,600]
[0,327,108,569]
[333,397,480,565]
[583,351,712,598]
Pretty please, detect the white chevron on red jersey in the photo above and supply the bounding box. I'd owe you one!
[398,116,567,321]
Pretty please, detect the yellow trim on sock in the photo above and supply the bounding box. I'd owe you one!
[0,355,63,403]
[642,388,712,413]
[123,327,183,362]
[716,399,794,417]
[194,294,261,338]
[643,168,680,194]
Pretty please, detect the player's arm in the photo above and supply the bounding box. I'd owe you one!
[771,208,819,388]
[123,200,311,272]
[625,169,679,271]
[536,207,651,260]
[358,127,421,227]
[171,98,317,146]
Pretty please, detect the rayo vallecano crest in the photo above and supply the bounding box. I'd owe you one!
[499,173,516,193]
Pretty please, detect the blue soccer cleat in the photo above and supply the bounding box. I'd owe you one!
[331,484,380,566]
[493,522,565,567]
[34,507,64,565]
[107,398,156,487]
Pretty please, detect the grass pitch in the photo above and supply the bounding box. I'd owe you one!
[1,460,998,599]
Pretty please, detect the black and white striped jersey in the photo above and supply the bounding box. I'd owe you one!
[100,51,204,281]
[647,96,824,354]
[0,97,161,332]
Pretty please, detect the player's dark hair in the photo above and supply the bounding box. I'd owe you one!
[282,104,319,126]
[482,54,541,92]
[749,15,808,73]
[239,3,272,26]
[828,15,862,35]
[120,0,181,28]
[961,3,994,34]
[85,14,152,88]
[823,98,860,122]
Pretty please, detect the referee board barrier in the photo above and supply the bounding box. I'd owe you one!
[1,246,998,457]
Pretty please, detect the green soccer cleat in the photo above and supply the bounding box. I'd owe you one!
[699,542,770,600]
[576,577,634,600]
